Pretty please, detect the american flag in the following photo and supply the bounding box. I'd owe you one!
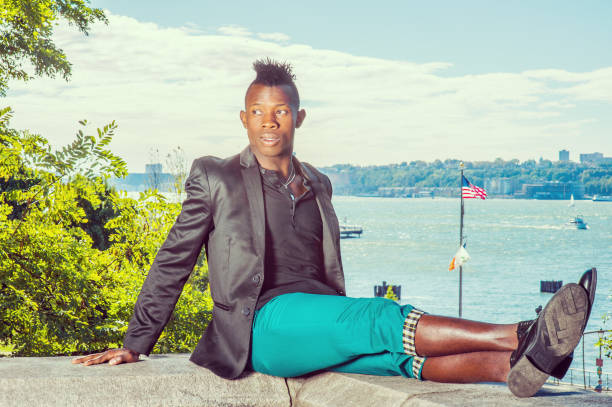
[462,175,487,199]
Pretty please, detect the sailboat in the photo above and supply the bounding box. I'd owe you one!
[568,194,575,207]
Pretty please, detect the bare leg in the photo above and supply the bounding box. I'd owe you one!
[415,315,518,357]
[421,351,512,383]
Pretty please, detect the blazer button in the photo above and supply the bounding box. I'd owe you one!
[252,274,261,285]
[242,306,251,316]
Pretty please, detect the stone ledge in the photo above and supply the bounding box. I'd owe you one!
[289,372,611,407]
[1,354,610,406]
[0,354,288,407]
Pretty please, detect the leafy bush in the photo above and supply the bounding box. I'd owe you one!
[384,285,399,302]
[0,107,212,356]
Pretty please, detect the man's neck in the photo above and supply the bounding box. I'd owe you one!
[253,151,293,178]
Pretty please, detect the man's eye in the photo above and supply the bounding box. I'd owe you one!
[252,109,262,115]
[276,110,288,115]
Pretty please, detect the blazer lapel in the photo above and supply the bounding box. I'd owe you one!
[310,181,340,254]
[297,160,343,290]
[240,147,265,255]
[298,160,340,249]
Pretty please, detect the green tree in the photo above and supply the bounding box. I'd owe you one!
[322,158,612,197]
[0,0,107,95]
[75,182,119,250]
[0,108,212,356]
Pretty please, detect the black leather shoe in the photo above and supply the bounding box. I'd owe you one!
[513,268,598,381]
[508,283,588,398]
[510,319,536,368]
[510,305,543,368]
[579,267,597,319]
[550,268,597,380]
[510,310,573,380]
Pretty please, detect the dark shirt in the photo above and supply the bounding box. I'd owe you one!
[255,164,338,310]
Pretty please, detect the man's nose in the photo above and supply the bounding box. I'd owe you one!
[262,112,278,128]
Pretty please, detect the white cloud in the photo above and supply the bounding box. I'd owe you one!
[217,25,252,37]
[256,32,290,42]
[539,101,576,109]
[3,14,612,172]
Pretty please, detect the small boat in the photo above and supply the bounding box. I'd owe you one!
[340,217,363,239]
[340,224,363,238]
[569,215,588,230]
[568,194,575,207]
[593,195,612,202]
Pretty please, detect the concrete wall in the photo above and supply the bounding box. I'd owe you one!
[1,354,610,406]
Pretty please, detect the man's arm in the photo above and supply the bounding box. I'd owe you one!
[73,158,213,366]
[322,173,333,197]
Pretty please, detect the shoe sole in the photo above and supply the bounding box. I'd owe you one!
[508,283,588,398]
[551,268,598,380]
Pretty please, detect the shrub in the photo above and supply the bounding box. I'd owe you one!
[0,107,211,356]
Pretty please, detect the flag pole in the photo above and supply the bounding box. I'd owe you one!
[459,162,465,318]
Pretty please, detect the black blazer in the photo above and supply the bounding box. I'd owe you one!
[123,146,345,379]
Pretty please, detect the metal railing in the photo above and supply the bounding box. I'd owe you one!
[548,368,610,391]
[546,329,612,392]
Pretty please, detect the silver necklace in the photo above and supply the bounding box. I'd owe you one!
[281,161,296,189]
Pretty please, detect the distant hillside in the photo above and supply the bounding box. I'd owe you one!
[320,159,612,198]
[109,159,612,199]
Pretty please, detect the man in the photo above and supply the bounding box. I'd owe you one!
[74,59,597,398]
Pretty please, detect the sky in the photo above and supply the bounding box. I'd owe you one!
[4,1,612,172]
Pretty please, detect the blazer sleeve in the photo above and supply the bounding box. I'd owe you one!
[322,173,333,197]
[123,158,213,355]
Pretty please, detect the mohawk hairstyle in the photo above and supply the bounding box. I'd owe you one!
[252,58,296,84]
[248,57,300,108]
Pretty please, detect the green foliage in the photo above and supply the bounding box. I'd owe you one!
[0,107,212,356]
[0,339,15,355]
[597,314,612,360]
[0,0,107,95]
[75,183,119,250]
[384,285,399,302]
[154,265,211,354]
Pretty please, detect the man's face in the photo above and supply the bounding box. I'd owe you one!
[240,84,305,161]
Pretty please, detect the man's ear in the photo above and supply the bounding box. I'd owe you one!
[295,109,306,128]
[239,110,247,128]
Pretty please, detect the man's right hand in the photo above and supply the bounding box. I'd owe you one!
[71,348,140,366]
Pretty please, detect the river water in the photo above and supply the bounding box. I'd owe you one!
[143,191,611,375]
[334,196,612,374]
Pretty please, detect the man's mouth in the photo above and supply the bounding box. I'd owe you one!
[260,134,280,146]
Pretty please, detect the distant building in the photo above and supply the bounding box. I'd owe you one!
[580,152,604,164]
[515,181,584,200]
[377,187,416,198]
[485,177,517,196]
[376,187,456,198]
[559,149,569,162]
[145,163,163,174]
[579,152,612,165]
[109,163,175,192]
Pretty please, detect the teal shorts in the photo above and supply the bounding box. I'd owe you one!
[250,292,427,379]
